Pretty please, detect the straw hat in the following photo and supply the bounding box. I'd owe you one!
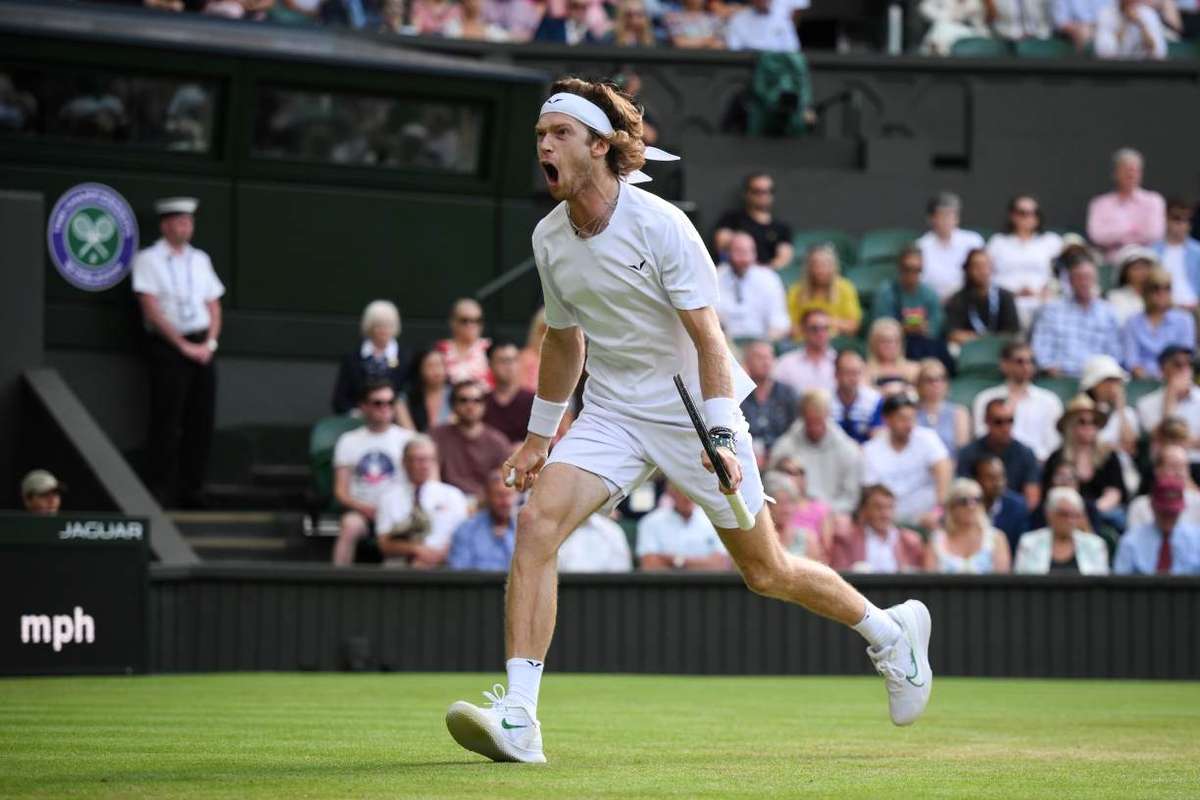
[1057,393,1109,434]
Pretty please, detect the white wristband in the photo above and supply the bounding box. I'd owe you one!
[528,396,569,438]
[703,396,738,430]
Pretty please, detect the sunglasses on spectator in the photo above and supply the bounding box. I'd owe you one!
[1168,214,1191,223]
[455,316,483,325]
[988,416,1014,426]
[1075,417,1098,427]
[806,323,830,332]
[952,496,981,506]
[366,398,394,407]
[454,395,485,405]
[1149,283,1172,291]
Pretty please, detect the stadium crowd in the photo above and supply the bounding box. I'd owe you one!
[105,0,1199,58]
[307,145,1200,576]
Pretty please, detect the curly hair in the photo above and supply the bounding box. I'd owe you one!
[548,77,646,179]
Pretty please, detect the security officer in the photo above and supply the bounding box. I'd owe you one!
[131,197,224,507]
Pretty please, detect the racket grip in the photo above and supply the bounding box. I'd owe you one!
[726,491,755,530]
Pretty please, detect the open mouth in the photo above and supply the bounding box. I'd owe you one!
[541,162,560,187]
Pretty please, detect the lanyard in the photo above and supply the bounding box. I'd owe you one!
[166,247,196,323]
[967,286,999,334]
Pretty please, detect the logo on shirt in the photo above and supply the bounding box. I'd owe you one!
[46,183,139,292]
[626,258,646,272]
[355,451,397,485]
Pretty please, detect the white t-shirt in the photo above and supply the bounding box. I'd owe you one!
[917,228,986,301]
[1099,406,1140,449]
[557,513,633,572]
[332,425,415,507]
[375,479,468,549]
[715,263,790,340]
[862,427,949,522]
[636,505,728,559]
[131,239,225,335]
[1137,387,1200,463]
[724,4,801,51]
[534,184,755,426]
[972,383,1063,461]
[1160,243,1198,306]
[986,232,1062,295]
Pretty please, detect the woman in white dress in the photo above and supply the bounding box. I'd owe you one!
[986,195,1062,332]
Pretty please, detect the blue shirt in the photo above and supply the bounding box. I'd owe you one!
[1031,298,1121,377]
[446,511,516,571]
[1113,521,1200,575]
[832,387,882,444]
[1052,0,1111,27]
[1121,309,1196,378]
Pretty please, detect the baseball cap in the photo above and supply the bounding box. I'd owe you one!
[21,469,64,497]
[1157,344,1195,367]
[1151,475,1186,516]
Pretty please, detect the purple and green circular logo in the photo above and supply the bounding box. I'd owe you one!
[46,183,139,292]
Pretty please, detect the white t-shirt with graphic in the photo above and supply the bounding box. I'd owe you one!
[333,425,414,507]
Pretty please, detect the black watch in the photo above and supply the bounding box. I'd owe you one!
[708,426,736,454]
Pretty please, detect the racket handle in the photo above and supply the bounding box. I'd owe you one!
[726,491,755,530]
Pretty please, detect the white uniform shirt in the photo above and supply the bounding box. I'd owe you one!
[557,513,633,572]
[862,427,949,522]
[972,383,1063,461]
[332,425,414,507]
[375,479,469,549]
[715,263,790,340]
[1137,387,1200,463]
[917,228,986,301]
[724,4,801,51]
[534,184,755,426]
[131,238,225,335]
[636,505,728,559]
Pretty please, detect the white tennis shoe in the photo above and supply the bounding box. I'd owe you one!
[445,684,546,764]
[868,599,933,726]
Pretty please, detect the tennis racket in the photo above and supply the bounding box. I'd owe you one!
[672,374,755,530]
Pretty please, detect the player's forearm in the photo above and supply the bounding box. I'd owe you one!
[680,307,734,401]
[137,294,185,348]
[536,326,585,404]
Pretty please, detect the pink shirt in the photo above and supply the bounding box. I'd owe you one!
[1086,188,1166,259]
[772,347,836,396]
[436,338,493,387]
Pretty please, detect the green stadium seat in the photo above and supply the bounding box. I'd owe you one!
[792,229,857,270]
[970,226,996,243]
[949,375,998,409]
[1034,375,1079,404]
[957,335,1012,378]
[1167,41,1200,59]
[776,262,802,291]
[309,415,363,506]
[950,37,1013,57]
[1126,378,1161,407]
[1015,38,1076,58]
[831,333,866,356]
[858,228,920,266]
[845,261,895,296]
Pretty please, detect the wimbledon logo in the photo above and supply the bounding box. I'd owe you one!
[46,182,139,292]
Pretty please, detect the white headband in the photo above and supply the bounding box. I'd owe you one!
[539,91,679,184]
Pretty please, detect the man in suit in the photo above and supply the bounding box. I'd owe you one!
[974,454,1030,555]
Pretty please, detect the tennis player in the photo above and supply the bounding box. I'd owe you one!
[445,78,933,764]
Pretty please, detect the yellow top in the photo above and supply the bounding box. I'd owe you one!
[787,276,862,333]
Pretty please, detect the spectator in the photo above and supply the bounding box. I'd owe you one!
[483,340,535,444]
[375,436,470,569]
[1095,0,1168,59]
[410,0,463,34]
[446,471,518,570]
[1028,459,1105,533]
[1152,198,1200,309]
[637,484,732,570]
[132,197,224,508]
[768,389,863,514]
[1031,254,1121,377]
[1180,0,1200,38]
[1014,487,1110,574]
[945,248,1021,344]
[773,309,836,396]
[1086,148,1167,261]
[21,470,63,515]
[331,380,415,566]
[332,299,410,418]
[404,348,453,433]
[204,0,275,19]
[870,245,945,355]
[1122,266,1196,379]
[918,0,989,55]
[763,470,828,562]
[1105,245,1156,325]
[915,358,970,456]
[740,340,798,456]
[862,391,953,529]
[613,0,656,45]
[1128,444,1200,530]
[986,195,1062,332]
[925,478,1013,574]
[917,192,986,302]
[557,512,633,572]
[1136,345,1200,469]
[431,380,513,499]
[534,0,612,42]
[518,307,546,393]
[830,350,882,444]
[457,0,512,40]
[974,454,1030,555]
[666,0,725,48]
[715,231,791,341]
[483,0,543,41]
[829,484,926,573]
[1043,394,1128,530]
[1053,0,1110,50]
[972,341,1063,461]
[864,318,919,388]
[436,298,492,385]
[787,245,862,338]
[1080,356,1141,493]
[1137,417,1193,499]
[1114,475,1200,574]
[725,0,801,51]
[713,172,795,269]
[989,0,1054,39]
[958,398,1042,509]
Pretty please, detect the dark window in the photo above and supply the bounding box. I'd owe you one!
[0,65,217,153]
[251,85,483,175]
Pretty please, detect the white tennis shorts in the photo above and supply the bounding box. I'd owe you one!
[545,404,765,530]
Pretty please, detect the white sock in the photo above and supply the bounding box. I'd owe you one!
[852,601,902,649]
[505,657,544,709]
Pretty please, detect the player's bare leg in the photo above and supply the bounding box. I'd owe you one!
[716,506,933,726]
[445,463,609,763]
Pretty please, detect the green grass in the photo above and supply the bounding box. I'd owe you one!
[2,674,1198,798]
